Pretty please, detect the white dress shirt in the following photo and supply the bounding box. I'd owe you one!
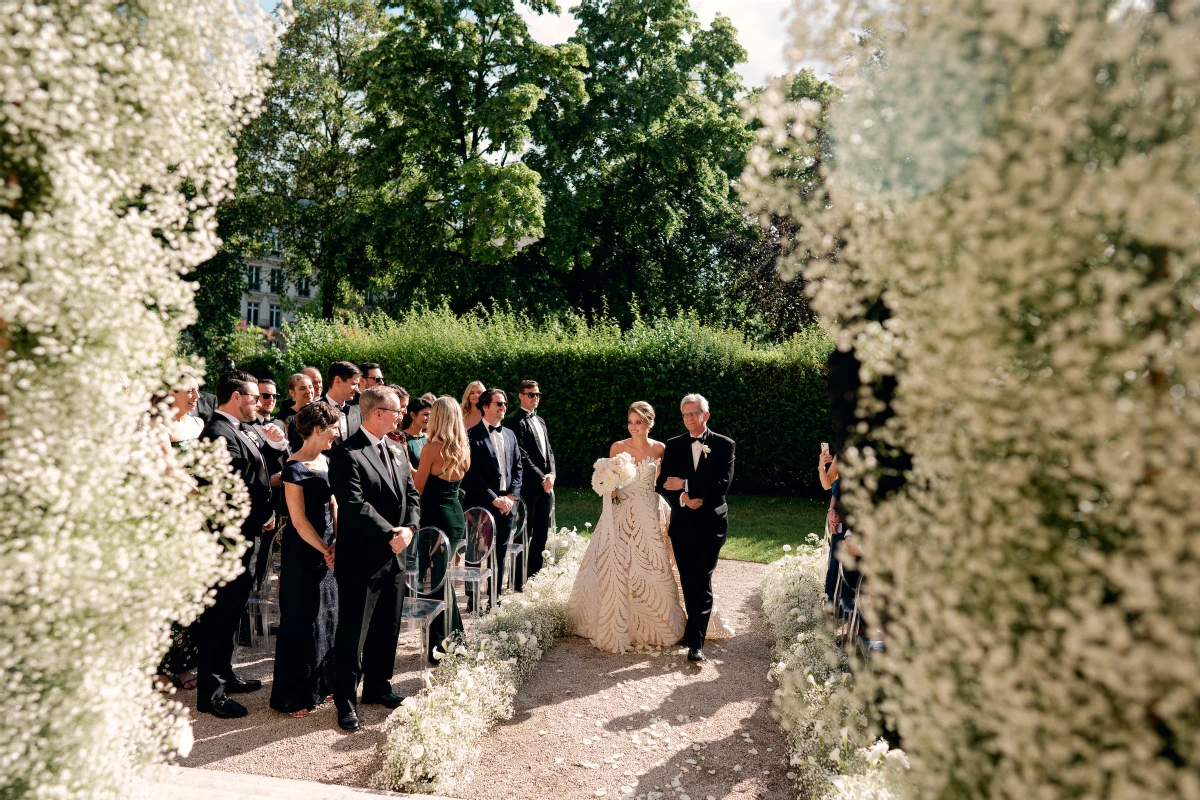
[325,395,349,439]
[488,423,508,493]
[363,428,396,484]
[531,414,548,458]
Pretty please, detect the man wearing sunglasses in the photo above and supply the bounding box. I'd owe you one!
[464,388,524,601]
[506,380,555,584]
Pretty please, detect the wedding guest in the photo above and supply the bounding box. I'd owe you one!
[401,396,432,467]
[506,380,555,582]
[304,366,323,402]
[276,366,322,417]
[360,363,385,389]
[255,376,280,420]
[464,388,523,598]
[414,397,469,662]
[461,380,485,430]
[322,361,362,443]
[270,401,341,717]
[385,386,410,443]
[419,391,436,405]
[282,373,316,451]
[195,389,217,423]
[154,370,205,691]
[195,371,276,718]
[329,386,419,732]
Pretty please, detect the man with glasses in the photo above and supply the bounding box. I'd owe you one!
[506,380,555,584]
[195,371,278,717]
[329,385,419,732]
[464,388,524,601]
[656,393,736,664]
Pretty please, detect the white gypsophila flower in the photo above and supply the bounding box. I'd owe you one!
[0,2,280,796]
[370,527,588,794]
[745,3,1200,798]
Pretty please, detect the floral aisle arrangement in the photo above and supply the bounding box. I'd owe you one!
[746,1,1200,798]
[760,544,908,800]
[0,2,278,797]
[591,451,638,503]
[371,527,588,793]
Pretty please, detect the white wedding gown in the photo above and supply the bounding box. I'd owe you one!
[568,456,734,654]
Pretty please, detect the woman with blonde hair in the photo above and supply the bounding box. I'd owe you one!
[413,396,471,662]
[460,380,485,431]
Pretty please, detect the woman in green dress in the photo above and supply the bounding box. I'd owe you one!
[401,396,432,467]
[413,396,469,663]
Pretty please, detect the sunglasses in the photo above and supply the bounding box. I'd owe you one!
[260,393,277,399]
[524,392,542,398]
[493,401,508,407]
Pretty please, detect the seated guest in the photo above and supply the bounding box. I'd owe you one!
[281,372,316,451]
[460,380,485,431]
[463,388,523,600]
[322,361,362,443]
[270,402,342,717]
[414,397,469,662]
[195,371,276,718]
[401,396,432,467]
[329,386,418,732]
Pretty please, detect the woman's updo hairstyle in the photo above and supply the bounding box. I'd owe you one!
[293,400,342,440]
[628,401,655,428]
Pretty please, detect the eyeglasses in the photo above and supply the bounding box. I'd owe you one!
[682,411,705,419]
[377,407,402,416]
[260,393,277,399]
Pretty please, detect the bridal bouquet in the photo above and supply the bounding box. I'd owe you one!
[591,452,638,504]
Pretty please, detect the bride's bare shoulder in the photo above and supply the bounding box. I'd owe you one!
[649,439,667,456]
[609,439,630,457]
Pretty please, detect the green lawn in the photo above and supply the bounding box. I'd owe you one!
[550,487,827,564]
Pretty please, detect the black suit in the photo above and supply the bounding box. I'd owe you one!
[505,408,554,580]
[195,391,217,423]
[321,395,362,446]
[330,429,421,713]
[248,418,290,586]
[464,420,524,593]
[196,412,274,707]
[656,429,736,650]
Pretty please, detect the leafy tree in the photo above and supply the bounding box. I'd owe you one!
[235,0,389,319]
[357,0,587,311]
[522,0,754,325]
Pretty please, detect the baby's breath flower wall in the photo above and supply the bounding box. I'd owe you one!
[0,2,277,796]
[746,2,1200,799]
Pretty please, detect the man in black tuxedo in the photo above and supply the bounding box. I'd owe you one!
[195,371,277,717]
[194,390,217,423]
[329,385,419,732]
[656,393,736,663]
[321,361,362,445]
[246,375,290,601]
[464,388,523,598]
[505,380,554,584]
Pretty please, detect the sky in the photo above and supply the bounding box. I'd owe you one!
[520,0,796,89]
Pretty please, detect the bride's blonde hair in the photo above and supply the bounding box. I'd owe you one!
[428,396,470,476]
[628,401,655,428]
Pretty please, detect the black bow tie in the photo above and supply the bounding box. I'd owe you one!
[527,410,537,418]
[488,424,503,433]
[690,435,705,443]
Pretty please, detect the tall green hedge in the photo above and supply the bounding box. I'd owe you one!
[244,309,833,494]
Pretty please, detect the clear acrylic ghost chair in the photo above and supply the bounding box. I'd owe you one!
[243,528,282,650]
[401,526,451,660]
[504,496,528,592]
[453,507,496,616]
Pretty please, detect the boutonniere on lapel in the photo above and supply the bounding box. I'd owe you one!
[700,444,712,459]
[387,443,404,460]
[244,429,263,447]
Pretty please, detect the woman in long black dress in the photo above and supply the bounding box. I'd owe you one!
[270,402,342,716]
[413,396,470,663]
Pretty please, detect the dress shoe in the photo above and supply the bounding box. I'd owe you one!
[687,648,707,663]
[675,637,688,647]
[225,677,263,694]
[197,696,249,718]
[360,692,404,709]
[338,709,361,732]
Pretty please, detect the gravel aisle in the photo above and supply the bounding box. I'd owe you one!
[456,560,794,800]
[180,560,792,800]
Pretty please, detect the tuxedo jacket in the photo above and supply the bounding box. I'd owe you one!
[329,430,421,578]
[464,420,524,509]
[505,408,555,486]
[656,429,736,535]
[200,413,274,534]
[195,391,217,424]
[321,395,362,445]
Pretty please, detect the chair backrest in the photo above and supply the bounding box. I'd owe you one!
[462,507,496,566]
[508,496,528,547]
[406,527,450,595]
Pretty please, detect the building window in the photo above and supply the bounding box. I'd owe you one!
[268,304,282,329]
[298,275,311,298]
[269,268,285,295]
[246,302,259,327]
[247,265,261,292]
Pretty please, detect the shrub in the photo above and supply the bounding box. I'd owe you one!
[250,308,834,493]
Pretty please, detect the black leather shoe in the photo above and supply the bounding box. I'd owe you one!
[675,637,688,647]
[338,709,361,732]
[360,692,404,709]
[197,696,249,718]
[687,648,707,663]
[225,677,263,694]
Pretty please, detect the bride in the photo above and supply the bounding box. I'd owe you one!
[568,401,732,654]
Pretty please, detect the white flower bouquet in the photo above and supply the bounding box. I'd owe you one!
[591,452,638,504]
